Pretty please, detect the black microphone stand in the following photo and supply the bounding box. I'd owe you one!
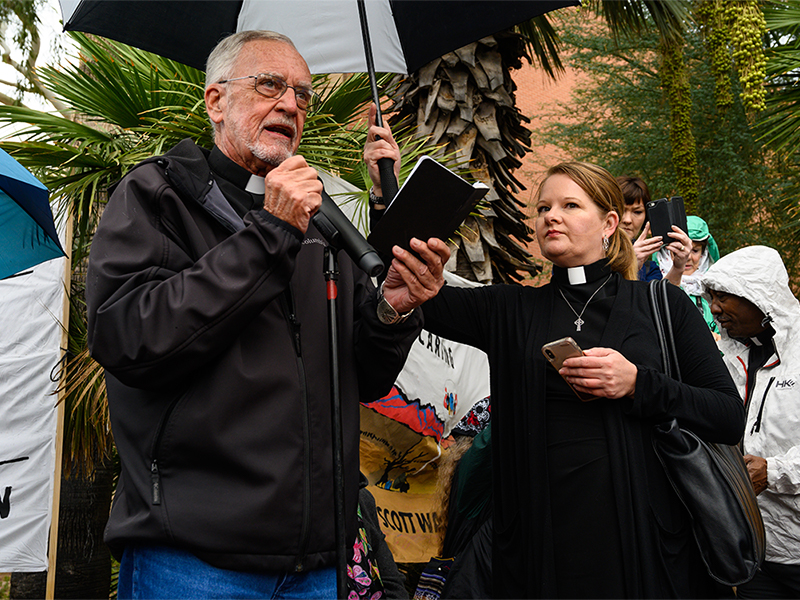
[323,245,348,599]
[321,212,384,597]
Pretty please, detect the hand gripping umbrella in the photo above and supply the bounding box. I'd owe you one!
[0,148,65,280]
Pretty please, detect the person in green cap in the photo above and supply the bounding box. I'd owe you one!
[656,215,721,335]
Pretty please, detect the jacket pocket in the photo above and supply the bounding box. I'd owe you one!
[148,390,189,506]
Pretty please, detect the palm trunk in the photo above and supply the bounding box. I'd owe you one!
[387,31,542,284]
[660,37,700,215]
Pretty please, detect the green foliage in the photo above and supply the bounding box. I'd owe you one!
[534,17,793,272]
[695,0,767,114]
[660,38,700,212]
[759,0,800,155]
[728,0,768,113]
[581,0,701,210]
[585,0,692,46]
[756,0,800,277]
[695,0,735,110]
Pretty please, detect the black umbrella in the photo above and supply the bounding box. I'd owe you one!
[60,0,578,199]
[60,0,575,79]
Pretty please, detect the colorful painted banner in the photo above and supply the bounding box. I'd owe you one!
[362,273,490,443]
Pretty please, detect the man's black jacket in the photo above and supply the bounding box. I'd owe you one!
[87,139,421,572]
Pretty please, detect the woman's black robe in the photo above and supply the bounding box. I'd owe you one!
[421,271,744,598]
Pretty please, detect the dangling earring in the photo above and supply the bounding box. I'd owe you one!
[602,236,609,253]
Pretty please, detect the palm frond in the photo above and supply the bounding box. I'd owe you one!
[38,33,205,129]
[586,0,691,45]
[759,0,800,155]
[516,15,566,76]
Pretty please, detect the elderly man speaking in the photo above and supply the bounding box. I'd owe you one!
[702,245,800,599]
[86,31,449,599]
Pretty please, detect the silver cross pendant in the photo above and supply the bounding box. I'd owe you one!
[574,317,584,332]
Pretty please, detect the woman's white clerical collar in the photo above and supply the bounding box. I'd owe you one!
[567,266,587,285]
[245,174,265,195]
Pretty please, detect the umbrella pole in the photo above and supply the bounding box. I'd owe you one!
[324,246,348,600]
[357,0,399,203]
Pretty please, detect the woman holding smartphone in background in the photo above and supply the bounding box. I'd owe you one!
[380,160,744,598]
[616,175,691,284]
[615,176,717,335]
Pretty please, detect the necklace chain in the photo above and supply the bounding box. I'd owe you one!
[557,274,613,332]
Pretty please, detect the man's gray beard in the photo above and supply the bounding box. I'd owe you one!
[248,140,293,168]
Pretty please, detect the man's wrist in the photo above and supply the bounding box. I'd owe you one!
[369,187,386,210]
[376,283,414,325]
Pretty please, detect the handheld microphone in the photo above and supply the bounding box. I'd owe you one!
[312,188,384,278]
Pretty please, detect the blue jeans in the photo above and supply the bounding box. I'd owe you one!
[118,546,337,599]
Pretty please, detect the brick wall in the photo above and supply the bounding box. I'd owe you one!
[509,62,585,280]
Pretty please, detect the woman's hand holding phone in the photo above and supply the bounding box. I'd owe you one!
[664,226,691,269]
[542,337,594,401]
[559,348,638,400]
[633,223,662,270]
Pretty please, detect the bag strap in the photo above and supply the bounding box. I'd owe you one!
[647,279,682,382]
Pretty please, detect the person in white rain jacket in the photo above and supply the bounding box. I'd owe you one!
[701,245,800,598]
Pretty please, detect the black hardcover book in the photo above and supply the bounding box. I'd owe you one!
[367,156,489,258]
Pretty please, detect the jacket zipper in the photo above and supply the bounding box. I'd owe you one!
[149,394,185,505]
[282,287,312,572]
[750,376,776,435]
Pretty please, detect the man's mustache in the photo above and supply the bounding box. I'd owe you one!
[264,118,297,139]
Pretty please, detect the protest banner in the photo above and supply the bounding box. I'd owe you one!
[0,256,67,572]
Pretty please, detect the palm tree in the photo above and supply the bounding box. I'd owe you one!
[386,19,563,284]
[0,31,433,598]
[754,0,800,271]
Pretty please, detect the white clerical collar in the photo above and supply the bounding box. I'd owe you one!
[567,266,587,285]
[750,336,763,346]
[245,174,265,195]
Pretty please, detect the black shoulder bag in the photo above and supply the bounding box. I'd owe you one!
[648,278,765,587]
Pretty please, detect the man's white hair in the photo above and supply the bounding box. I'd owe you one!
[205,30,297,91]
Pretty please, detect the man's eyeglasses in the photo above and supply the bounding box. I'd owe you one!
[217,73,316,111]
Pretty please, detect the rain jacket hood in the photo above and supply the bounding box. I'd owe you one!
[701,245,799,353]
[701,245,800,565]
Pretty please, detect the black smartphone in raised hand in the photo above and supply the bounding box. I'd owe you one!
[646,196,687,246]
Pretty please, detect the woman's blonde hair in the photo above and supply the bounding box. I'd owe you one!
[537,161,638,280]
